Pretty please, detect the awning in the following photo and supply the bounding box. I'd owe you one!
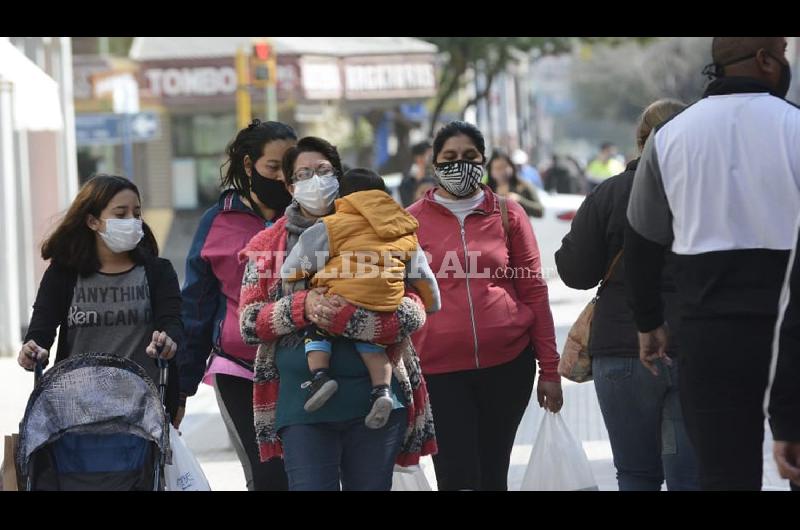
[0,38,63,131]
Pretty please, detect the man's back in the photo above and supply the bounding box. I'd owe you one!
[655,91,800,255]
[628,82,800,318]
[625,37,800,492]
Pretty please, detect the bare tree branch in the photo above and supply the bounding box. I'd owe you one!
[460,50,509,118]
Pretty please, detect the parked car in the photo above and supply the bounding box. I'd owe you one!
[531,189,585,282]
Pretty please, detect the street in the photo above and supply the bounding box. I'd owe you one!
[0,279,789,491]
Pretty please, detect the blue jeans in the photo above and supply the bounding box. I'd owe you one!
[279,408,405,491]
[593,356,699,491]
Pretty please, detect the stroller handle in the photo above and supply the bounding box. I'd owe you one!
[34,360,44,387]
[155,345,169,407]
[157,357,168,386]
[154,348,170,491]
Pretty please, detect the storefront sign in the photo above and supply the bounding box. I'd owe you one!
[138,58,301,103]
[301,59,342,100]
[344,60,436,100]
[143,66,238,98]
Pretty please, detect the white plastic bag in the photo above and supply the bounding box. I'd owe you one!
[520,412,598,491]
[391,464,432,491]
[164,425,211,491]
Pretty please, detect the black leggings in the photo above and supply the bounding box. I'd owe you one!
[214,374,288,491]
[424,345,535,491]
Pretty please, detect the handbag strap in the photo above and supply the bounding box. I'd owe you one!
[213,346,254,372]
[596,249,623,298]
[499,195,510,252]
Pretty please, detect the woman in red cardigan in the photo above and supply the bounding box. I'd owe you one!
[407,121,563,491]
[238,136,435,491]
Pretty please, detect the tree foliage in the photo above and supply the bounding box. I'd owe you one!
[572,37,712,123]
[421,37,650,136]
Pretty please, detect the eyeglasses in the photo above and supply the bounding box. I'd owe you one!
[292,162,335,182]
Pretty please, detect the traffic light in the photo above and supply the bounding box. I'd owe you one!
[251,41,274,87]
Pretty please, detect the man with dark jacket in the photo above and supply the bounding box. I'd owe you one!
[767,217,800,490]
[626,37,800,490]
[398,140,432,207]
[543,155,584,194]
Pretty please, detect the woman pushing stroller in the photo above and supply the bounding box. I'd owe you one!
[17,174,183,419]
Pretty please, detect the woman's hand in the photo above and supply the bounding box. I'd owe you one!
[304,287,346,330]
[146,331,177,360]
[304,287,328,322]
[537,380,564,413]
[773,441,800,486]
[638,325,671,376]
[18,340,49,371]
[172,405,186,430]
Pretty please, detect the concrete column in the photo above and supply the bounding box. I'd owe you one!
[0,79,22,355]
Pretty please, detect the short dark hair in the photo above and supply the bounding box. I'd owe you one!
[411,140,432,158]
[712,37,784,69]
[600,142,615,151]
[432,121,486,164]
[339,168,388,197]
[220,119,297,197]
[282,136,344,184]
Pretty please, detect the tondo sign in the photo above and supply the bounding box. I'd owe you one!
[143,66,237,98]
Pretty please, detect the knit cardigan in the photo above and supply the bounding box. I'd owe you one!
[238,216,437,465]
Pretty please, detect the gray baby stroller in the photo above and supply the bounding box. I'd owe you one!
[16,353,171,491]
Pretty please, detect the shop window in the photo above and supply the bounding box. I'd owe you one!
[172,114,236,157]
[197,157,226,205]
[171,113,237,207]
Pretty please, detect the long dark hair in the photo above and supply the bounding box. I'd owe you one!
[41,175,158,275]
[220,119,297,197]
[486,150,521,192]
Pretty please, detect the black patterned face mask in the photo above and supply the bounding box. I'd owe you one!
[434,160,484,197]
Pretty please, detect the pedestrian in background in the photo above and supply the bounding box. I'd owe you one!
[487,150,544,218]
[556,98,699,491]
[586,143,625,192]
[399,140,433,207]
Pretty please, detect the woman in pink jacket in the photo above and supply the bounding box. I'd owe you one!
[407,121,563,491]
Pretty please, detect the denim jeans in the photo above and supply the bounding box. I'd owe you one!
[278,408,405,491]
[593,355,699,491]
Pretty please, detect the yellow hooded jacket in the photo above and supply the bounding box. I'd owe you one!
[304,190,420,312]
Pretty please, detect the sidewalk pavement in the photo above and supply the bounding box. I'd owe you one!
[0,279,790,491]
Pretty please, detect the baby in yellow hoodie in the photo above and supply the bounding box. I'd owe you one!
[281,168,440,429]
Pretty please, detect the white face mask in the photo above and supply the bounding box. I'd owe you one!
[99,218,144,253]
[292,174,339,216]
